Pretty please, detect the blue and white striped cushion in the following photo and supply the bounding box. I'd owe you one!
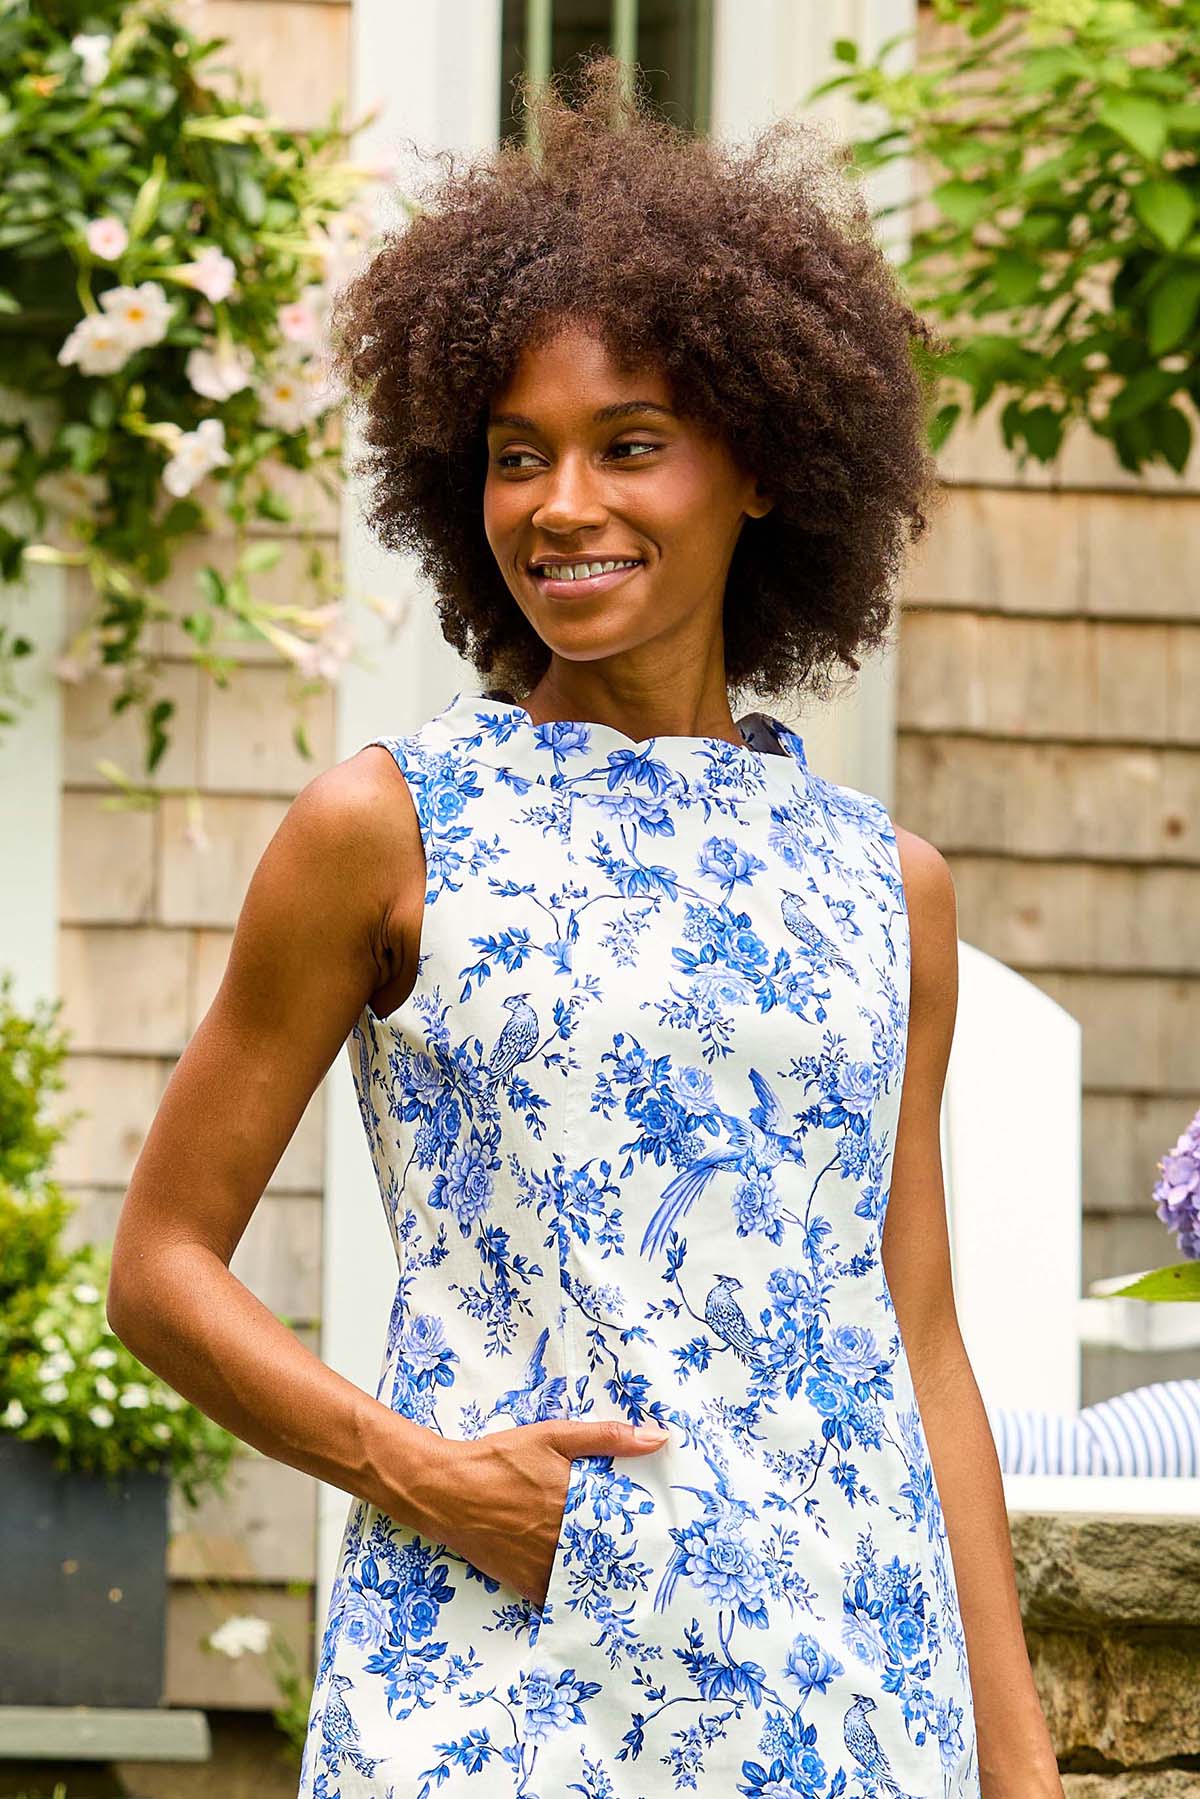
[987,1380,1200,1477]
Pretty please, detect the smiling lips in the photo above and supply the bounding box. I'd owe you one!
[529,556,644,597]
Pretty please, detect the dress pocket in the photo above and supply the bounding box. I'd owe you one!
[527,1453,584,1648]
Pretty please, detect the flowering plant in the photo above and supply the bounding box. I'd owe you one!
[1111,1103,1200,1301]
[0,973,236,1503]
[2,1238,237,1506]
[205,1607,312,1757]
[0,0,375,772]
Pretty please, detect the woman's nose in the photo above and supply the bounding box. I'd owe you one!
[530,453,607,532]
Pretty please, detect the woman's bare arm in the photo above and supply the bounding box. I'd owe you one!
[106,749,447,1520]
[884,826,1063,1798]
[106,745,665,1603]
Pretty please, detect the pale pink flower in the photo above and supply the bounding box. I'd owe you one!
[277,299,321,347]
[85,217,128,262]
[180,246,238,305]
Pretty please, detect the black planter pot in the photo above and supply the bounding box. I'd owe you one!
[0,1436,169,1706]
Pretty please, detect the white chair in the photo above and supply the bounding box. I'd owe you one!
[941,942,1200,1512]
[940,940,1084,1417]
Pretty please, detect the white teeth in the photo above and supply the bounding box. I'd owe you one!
[539,558,640,581]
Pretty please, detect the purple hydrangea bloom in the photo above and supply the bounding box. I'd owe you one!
[1153,1106,1200,1259]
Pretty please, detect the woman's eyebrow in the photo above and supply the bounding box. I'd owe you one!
[487,400,677,430]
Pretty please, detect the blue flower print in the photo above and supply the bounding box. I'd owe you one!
[299,692,980,1799]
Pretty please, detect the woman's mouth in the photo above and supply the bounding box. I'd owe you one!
[529,557,644,597]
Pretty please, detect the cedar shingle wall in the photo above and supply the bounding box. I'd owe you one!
[902,427,1200,1407]
[57,0,348,1710]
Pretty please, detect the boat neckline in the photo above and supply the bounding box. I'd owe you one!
[459,689,808,769]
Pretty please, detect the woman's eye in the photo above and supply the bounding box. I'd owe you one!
[495,440,661,471]
[609,440,659,459]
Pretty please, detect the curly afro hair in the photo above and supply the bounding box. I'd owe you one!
[332,52,949,706]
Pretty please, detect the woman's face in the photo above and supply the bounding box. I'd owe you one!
[483,318,772,678]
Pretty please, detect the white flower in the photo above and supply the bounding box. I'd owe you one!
[185,342,254,401]
[257,356,328,433]
[162,417,231,497]
[85,216,128,261]
[71,33,111,86]
[2,1399,28,1429]
[71,1281,102,1305]
[36,469,109,517]
[38,1353,74,1382]
[94,1374,118,1402]
[57,313,136,377]
[42,1333,65,1353]
[180,246,238,305]
[99,281,172,350]
[88,1404,114,1428]
[161,1388,186,1411]
[88,1346,119,1369]
[42,1381,68,1404]
[118,1383,150,1409]
[208,1615,272,1660]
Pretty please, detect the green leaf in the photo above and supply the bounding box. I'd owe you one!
[1020,405,1064,463]
[1132,178,1196,250]
[236,173,267,225]
[239,541,282,575]
[128,155,167,243]
[1018,48,1080,94]
[1108,367,1183,422]
[1098,92,1168,161]
[931,179,991,230]
[1108,1261,1200,1301]
[1147,270,1200,356]
[832,38,859,65]
[196,565,227,609]
[989,252,1041,307]
[58,422,104,473]
[928,402,961,455]
[254,488,294,524]
[1149,402,1193,474]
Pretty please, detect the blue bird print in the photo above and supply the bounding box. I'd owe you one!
[640,1066,806,1258]
[485,991,539,1087]
[780,889,859,983]
[843,1693,922,1799]
[321,1673,379,1780]
[484,1325,568,1426]
[704,1274,761,1363]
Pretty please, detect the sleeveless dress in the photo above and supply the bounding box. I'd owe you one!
[299,687,981,1799]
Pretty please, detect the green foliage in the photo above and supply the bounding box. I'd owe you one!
[0,972,236,1504]
[812,0,1200,474]
[0,0,370,777]
[1109,1261,1200,1301]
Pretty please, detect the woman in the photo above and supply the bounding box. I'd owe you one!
[109,54,1064,1799]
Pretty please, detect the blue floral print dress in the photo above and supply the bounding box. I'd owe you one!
[299,687,980,1799]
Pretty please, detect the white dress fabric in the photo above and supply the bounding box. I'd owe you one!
[299,687,981,1799]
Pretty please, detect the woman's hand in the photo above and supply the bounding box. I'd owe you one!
[419,1417,670,1608]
